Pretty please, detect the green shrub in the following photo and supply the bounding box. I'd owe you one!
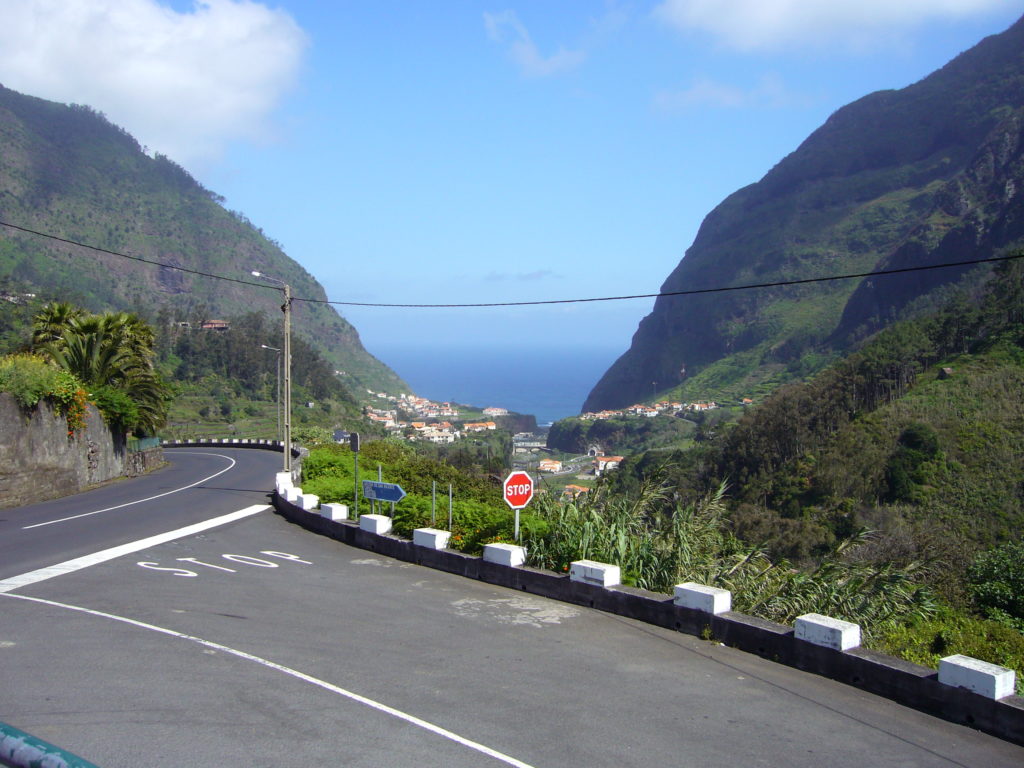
[0,353,82,408]
[90,384,140,432]
[877,607,1024,696]
[968,542,1024,630]
[0,353,89,433]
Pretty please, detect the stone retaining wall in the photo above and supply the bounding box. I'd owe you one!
[0,392,163,508]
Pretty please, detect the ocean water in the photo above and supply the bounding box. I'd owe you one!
[372,345,622,425]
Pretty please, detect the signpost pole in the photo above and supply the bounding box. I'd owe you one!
[448,483,453,531]
[351,432,360,518]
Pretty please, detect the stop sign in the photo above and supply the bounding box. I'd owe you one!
[503,470,534,510]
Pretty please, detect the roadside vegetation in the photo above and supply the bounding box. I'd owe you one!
[0,301,170,435]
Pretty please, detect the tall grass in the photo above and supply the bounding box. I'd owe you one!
[524,479,937,638]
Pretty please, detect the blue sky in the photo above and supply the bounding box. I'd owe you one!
[1,1,1021,365]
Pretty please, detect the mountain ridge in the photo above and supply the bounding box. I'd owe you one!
[583,14,1024,413]
[0,84,406,395]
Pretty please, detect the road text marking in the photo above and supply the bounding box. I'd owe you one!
[138,551,312,578]
[0,505,269,593]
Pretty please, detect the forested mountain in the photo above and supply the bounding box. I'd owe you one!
[0,85,406,395]
[584,14,1024,412]
[614,257,1024,569]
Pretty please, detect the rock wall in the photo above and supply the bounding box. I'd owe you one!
[0,392,161,508]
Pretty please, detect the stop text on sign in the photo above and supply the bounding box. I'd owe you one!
[503,471,534,510]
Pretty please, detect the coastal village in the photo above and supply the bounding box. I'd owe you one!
[360,390,749,495]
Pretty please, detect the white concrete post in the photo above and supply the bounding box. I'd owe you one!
[483,543,527,567]
[413,528,452,550]
[939,655,1016,699]
[569,560,621,587]
[674,583,732,614]
[359,514,392,535]
[795,613,861,651]
[321,503,349,521]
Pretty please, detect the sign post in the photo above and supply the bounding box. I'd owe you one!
[502,470,534,541]
[350,432,360,517]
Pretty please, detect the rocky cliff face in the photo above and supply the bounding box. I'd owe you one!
[584,15,1024,413]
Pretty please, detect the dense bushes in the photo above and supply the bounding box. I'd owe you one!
[302,440,544,555]
[968,542,1024,632]
[0,353,89,433]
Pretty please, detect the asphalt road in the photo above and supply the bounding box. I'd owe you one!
[1,447,1022,767]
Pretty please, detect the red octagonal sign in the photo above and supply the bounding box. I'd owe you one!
[503,470,534,510]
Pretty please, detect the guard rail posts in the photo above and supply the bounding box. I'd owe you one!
[270,484,1024,747]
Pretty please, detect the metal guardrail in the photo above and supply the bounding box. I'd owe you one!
[126,436,161,453]
[0,721,101,768]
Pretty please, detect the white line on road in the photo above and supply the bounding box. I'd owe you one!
[22,451,238,529]
[0,505,268,593]
[2,592,538,768]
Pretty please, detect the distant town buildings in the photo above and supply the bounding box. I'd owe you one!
[593,456,624,476]
[358,392,514,445]
[580,399,736,420]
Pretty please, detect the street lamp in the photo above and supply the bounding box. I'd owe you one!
[260,344,281,443]
[252,271,292,472]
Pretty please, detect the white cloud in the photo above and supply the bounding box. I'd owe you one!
[653,0,1015,51]
[484,10,585,77]
[654,72,804,111]
[0,0,307,171]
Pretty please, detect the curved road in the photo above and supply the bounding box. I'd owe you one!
[1,447,1021,767]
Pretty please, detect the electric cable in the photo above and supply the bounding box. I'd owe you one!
[2,218,1022,309]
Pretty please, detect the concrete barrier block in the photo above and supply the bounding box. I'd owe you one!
[275,471,292,493]
[483,543,527,567]
[299,493,319,511]
[321,503,349,521]
[414,528,452,550]
[284,486,302,503]
[359,514,392,535]
[569,559,621,587]
[939,655,1016,700]
[795,613,861,651]
[674,582,732,614]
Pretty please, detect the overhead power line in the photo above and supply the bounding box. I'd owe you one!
[306,253,1024,308]
[0,220,269,290]
[2,218,1022,309]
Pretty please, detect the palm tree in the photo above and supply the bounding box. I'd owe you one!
[31,302,84,347]
[32,305,170,434]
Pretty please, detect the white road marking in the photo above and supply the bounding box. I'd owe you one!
[1,592,538,768]
[22,451,237,529]
[0,505,268,593]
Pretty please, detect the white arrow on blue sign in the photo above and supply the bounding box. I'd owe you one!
[362,480,407,503]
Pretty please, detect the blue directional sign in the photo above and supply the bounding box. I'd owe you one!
[362,480,407,503]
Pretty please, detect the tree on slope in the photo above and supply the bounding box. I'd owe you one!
[32,303,170,434]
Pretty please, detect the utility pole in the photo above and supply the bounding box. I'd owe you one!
[252,271,292,473]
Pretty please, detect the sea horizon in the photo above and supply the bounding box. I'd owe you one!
[371,343,623,426]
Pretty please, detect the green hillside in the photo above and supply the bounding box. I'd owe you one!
[0,85,406,395]
[614,257,1024,572]
[584,15,1024,412]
